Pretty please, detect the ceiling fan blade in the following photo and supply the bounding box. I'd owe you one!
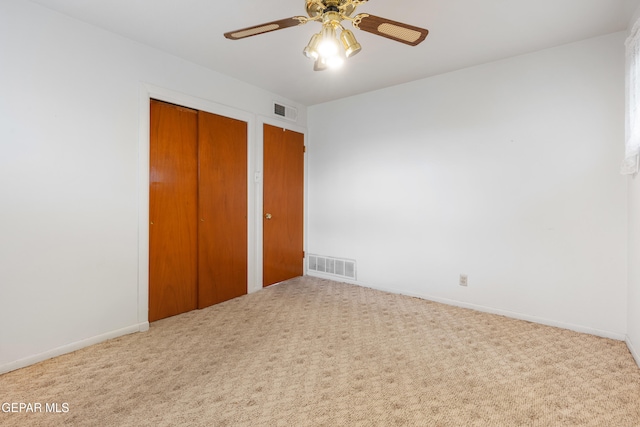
[224,17,305,40]
[354,14,428,46]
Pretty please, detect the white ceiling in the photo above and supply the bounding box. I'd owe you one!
[29,0,639,106]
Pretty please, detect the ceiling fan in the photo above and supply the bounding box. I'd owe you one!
[224,0,429,71]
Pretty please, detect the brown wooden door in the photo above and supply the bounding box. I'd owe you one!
[263,124,305,287]
[149,100,198,322]
[198,111,248,308]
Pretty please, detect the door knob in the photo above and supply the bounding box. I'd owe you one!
[265,213,272,220]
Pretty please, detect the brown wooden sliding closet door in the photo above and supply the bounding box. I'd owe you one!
[149,100,248,321]
[149,100,198,322]
[198,111,248,308]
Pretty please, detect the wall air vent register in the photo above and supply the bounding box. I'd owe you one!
[273,102,298,122]
[308,254,356,280]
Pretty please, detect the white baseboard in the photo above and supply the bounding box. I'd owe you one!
[306,272,626,341]
[0,322,149,375]
[626,336,640,368]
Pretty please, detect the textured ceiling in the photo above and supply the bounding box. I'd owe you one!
[29,0,640,106]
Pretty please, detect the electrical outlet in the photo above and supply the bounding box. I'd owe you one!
[459,274,468,287]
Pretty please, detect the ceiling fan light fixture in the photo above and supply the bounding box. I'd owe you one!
[317,24,339,57]
[340,29,361,58]
[313,58,327,71]
[303,33,321,59]
[224,0,430,72]
[325,52,345,69]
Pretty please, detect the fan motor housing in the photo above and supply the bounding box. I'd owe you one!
[306,0,356,18]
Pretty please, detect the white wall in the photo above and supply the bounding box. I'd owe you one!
[308,32,628,338]
[0,0,306,373]
[627,5,640,366]
[629,175,640,363]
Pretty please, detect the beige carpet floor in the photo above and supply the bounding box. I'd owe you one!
[1,276,640,426]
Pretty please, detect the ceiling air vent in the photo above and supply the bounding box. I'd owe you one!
[273,102,297,122]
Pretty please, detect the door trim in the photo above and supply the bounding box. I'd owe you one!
[138,84,255,325]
